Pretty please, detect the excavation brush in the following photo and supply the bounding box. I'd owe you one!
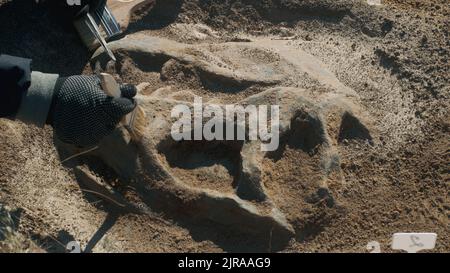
[100,73,147,142]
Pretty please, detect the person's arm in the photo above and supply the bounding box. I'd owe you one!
[0,54,137,147]
[0,1,101,119]
[0,54,32,118]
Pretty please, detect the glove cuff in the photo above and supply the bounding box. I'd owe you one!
[16,72,59,128]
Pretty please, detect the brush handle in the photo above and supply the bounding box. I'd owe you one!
[100,73,121,98]
[100,73,134,129]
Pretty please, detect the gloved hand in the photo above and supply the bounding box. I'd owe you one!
[16,72,137,147]
[49,75,137,147]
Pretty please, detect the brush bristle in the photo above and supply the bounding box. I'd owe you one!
[129,105,148,141]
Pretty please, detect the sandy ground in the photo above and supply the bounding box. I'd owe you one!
[0,0,448,253]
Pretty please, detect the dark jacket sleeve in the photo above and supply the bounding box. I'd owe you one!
[0,54,32,118]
